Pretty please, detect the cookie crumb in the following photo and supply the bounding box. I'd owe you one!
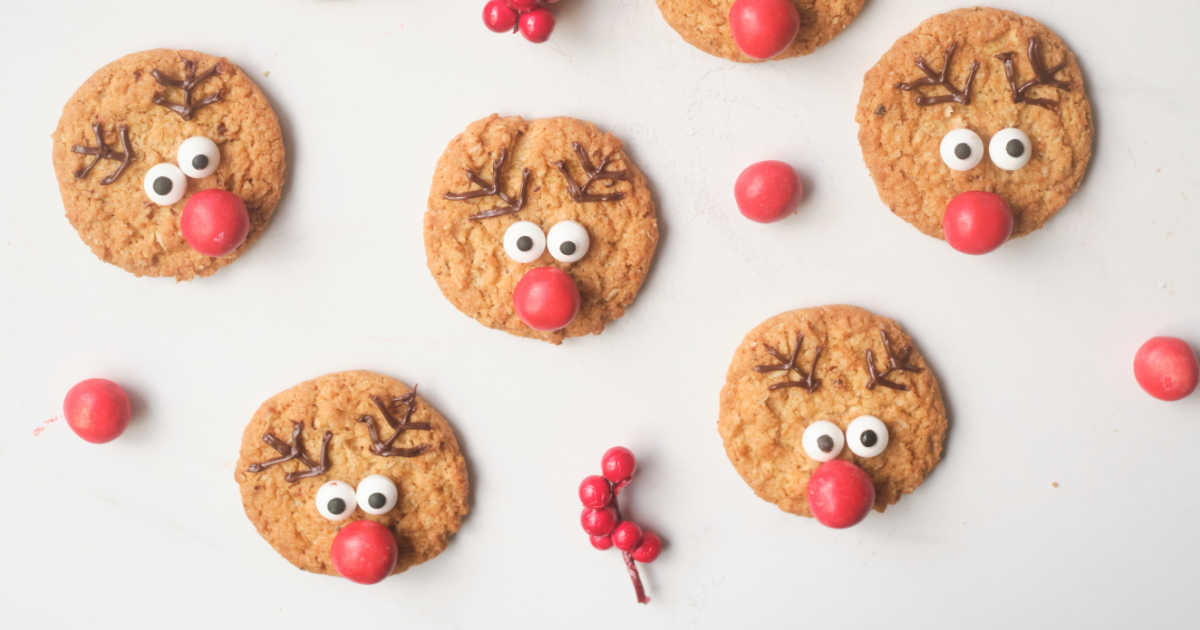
[1051,482,1059,488]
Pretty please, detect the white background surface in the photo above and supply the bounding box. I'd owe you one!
[1,0,1198,627]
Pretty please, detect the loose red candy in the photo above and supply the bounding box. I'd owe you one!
[581,506,618,536]
[806,460,875,529]
[611,521,643,552]
[512,267,580,331]
[728,0,801,60]
[483,0,518,32]
[180,188,250,257]
[63,378,131,444]
[1134,336,1199,401]
[734,160,801,223]
[942,191,1013,254]
[519,8,555,43]
[330,520,398,585]
[600,446,637,483]
[578,475,612,508]
[631,530,662,563]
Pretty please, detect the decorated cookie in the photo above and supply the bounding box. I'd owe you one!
[856,8,1093,249]
[235,371,469,583]
[656,0,866,62]
[425,115,658,344]
[719,306,947,527]
[52,49,286,279]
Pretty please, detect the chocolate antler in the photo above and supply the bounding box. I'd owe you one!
[995,37,1070,111]
[246,422,332,483]
[895,43,979,106]
[755,332,823,393]
[71,123,132,185]
[553,143,629,203]
[357,390,434,458]
[444,148,531,221]
[864,330,922,391]
[151,58,224,120]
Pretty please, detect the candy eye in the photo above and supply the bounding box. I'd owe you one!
[503,221,546,264]
[988,128,1032,171]
[546,220,590,263]
[939,128,984,171]
[143,163,186,205]
[801,420,844,462]
[315,480,357,521]
[177,136,221,178]
[356,474,398,515]
[846,415,889,458]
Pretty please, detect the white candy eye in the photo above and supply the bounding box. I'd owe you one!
[846,415,889,458]
[801,420,845,462]
[546,220,590,263]
[315,480,357,521]
[143,163,186,205]
[503,221,546,264]
[988,128,1032,171]
[177,136,220,178]
[939,128,984,171]
[356,474,398,515]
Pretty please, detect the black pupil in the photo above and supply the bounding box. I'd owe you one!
[327,497,346,515]
[860,430,878,448]
[816,434,834,453]
[516,235,533,251]
[559,241,577,256]
[1006,139,1025,158]
[152,176,173,195]
[368,493,386,509]
[192,154,209,170]
[954,143,971,160]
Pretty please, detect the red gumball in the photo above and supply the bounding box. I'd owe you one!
[631,530,662,563]
[728,0,801,60]
[1134,336,1199,401]
[330,520,398,585]
[601,446,637,483]
[581,506,619,536]
[942,191,1013,254]
[734,160,801,223]
[519,8,555,43]
[611,521,643,552]
[483,0,518,32]
[180,189,250,257]
[579,475,612,508]
[512,267,580,331]
[806,460,875,529]
[63,378,131,444]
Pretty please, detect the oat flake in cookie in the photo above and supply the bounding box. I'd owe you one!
[52,49,286,280]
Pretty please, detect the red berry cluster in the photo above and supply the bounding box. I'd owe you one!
[482,0,560,44]
[579,446,662,604]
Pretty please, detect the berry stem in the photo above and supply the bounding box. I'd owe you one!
[609,479,649,604]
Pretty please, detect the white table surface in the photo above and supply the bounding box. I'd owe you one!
[2,1,1198,627]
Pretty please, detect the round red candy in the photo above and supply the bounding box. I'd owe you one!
[180,189,250,257]
[1134,336,1199,401]
[610,521,643,552]
[483,0,518,32]
[519,8,555,43]
[600,446,637,483]
[512,267,580,331]
[728,0,801,60]
[734,160,801,223]
[63,378,131,444]
[942,191,1013,254]
[631,530,662,563]
[578,475,612,508]
[330,520,398,585]
[806,460,875,529]
[581,506,619,537]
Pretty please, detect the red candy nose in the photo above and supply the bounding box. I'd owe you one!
[180,188,250,257]
[512,267,580,332]
[330,520,398,585]
[806,460,876,529]
[942,191,1014,255]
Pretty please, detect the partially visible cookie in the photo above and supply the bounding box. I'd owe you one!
[656,0,866,62]
[52,49,286,280]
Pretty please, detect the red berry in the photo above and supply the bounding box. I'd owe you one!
[589,534,613,550]
[806,460,875,529]
[180,189,250,257]
[581,506,618,536]
[330,520,398,585]
[512,267,579,331]
[631,530,662,563]
[1134,336,1199,401]
[611,521,643,552]
[506,0,541,10]
[600,446,637,483]
[942,191,1013,255]
[63,378,131,444]
[734,160,801,223]
[519,8,555,43]
[578,475,612,508]
[483,0,518,33]
[728,0,800,60]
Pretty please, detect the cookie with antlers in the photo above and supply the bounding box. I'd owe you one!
[426,115,658,344]
[52,49,285,279]
[856,8,1093,252]
[719,305,947,528]
[235,371,469,584]
[656,0,866,62]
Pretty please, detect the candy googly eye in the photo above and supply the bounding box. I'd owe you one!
[143,163,186,205]
[356,474,398,516]
[846,415,889,458]
[315,480,357,521]
[177,136,221,178]
[939,128,984,171]
[546,220,590,263]
[988,128,1032,171]
[801,420,845,462]
[503,221,546,264]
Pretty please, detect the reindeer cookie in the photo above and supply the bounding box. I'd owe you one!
[52,49,285,279]
[656,0,866,62]
[719,305,947,528]
[856,8,1093,250]
[425,115,658,344]
[235,371,469,584]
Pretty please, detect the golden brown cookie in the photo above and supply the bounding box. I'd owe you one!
[856,8,1093,240]
[52,49,286,280]
[425,115,658,344]
[656,0,866,62]
[235,371,469,579]
[719,305,947,522]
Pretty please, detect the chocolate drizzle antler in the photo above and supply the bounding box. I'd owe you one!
[895,43,979,106]
[995,37,1070,111]
[246,422,332,483]
[553,143,629,203]
[151,58,224,120]
[864,330,922,391]
[445,148,531,220]
[755,332,823,393]
[71,123,132,185]
[357,390,434,458]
